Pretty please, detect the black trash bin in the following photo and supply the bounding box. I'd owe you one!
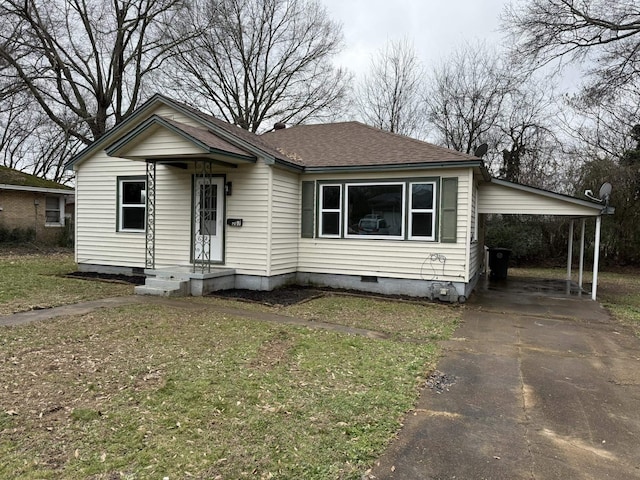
[488,247,511,280]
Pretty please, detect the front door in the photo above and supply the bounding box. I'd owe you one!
[193,176,224,263]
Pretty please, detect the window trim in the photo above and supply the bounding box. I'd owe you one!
[408,181,437,241]
[318,184,342,238]
[344,181,406,240]
[44,195,65,227]
[117,176,147,233]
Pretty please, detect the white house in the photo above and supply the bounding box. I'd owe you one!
[66,94,610,301]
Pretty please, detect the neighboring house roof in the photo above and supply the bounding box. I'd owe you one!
[0,166,73,194]
[261,122,482,171]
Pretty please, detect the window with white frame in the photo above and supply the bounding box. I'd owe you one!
[45,196,64,226]
[118,178,146,232]
[408,182,436,240]
[345,183,404,238]
[319,184,342,237]
[309,178,450,241]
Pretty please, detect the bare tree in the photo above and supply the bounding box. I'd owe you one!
[163,0,350,133]
[499,84,563,188]
[502,0,640,98]
[424,42,517,155]
[356,39,425,137]
[0,0,191,144]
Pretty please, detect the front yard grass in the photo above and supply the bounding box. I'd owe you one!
[0,250,132,315]
[0,253,460,479]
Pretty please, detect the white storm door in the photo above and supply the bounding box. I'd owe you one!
[194,176,224,262]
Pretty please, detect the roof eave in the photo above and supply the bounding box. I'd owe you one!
[0,184,74,195]
[302,160,486,174]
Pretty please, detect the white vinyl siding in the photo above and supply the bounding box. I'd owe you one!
[298,169,471,283]
[123,127,208,158]
[270,168,300,275]
[478,183,602,216]
[75,153,147,267]
[153,167,192,267]
[224,162,270,275]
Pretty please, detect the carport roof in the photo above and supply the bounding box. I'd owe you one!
[479,178,613,217]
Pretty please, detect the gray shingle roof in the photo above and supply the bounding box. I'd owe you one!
[261,122,479,168]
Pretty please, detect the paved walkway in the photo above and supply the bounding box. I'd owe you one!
[370,277,640,479]
[4,282,640,479]
[0,295,391,339]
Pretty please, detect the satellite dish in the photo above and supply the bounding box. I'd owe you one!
[474,143,488,158]
[584,182,613,205]
[599,182,612,201]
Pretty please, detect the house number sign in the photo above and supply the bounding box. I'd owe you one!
[227,218,243,227]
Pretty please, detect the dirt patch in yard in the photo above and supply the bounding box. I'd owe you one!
[63,271,146,285]
[210,285,436,307]
[210,285,325,306]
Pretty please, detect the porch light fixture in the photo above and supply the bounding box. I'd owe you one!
[225,181,232,196]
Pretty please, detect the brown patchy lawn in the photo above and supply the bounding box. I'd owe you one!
[0,253,460,479]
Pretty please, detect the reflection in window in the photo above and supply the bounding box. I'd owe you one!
[119,179,146,231]
[346,184,404,237]
[409,182,436,239]
[45,196,62,225]
[319,184,341,237]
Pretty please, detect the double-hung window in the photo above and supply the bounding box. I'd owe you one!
[319,184,341,237]
[408,182,436,240]
[45,196,64,226]
[118,178,146,232]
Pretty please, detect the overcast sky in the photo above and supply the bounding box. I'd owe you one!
[320,0,510,79]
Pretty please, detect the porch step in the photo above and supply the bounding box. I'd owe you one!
[135,278,190,297]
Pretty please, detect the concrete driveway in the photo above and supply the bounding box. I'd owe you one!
[370,277,640,479]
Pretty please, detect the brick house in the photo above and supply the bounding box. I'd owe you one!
[0,166,74,245]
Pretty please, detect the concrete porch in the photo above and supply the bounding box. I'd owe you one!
[135,266,236,297]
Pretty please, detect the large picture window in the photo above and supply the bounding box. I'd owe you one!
[346,183,404,238]
[311,178,449,241]
[319,184,341,237]
[118,178,146,232]
[409,182,436,240]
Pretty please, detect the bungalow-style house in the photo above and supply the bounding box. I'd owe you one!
[0,166,74,244]
[66,94,610,301]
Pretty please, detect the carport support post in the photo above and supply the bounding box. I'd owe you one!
[578,219,586,288]
[592,216,601,301]
[566,220,574,280]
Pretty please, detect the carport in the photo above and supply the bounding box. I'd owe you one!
[477,179,614,300]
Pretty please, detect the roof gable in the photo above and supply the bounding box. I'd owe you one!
[479,179,611,216]
[66,94,287,170]
[105,115,257,162]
